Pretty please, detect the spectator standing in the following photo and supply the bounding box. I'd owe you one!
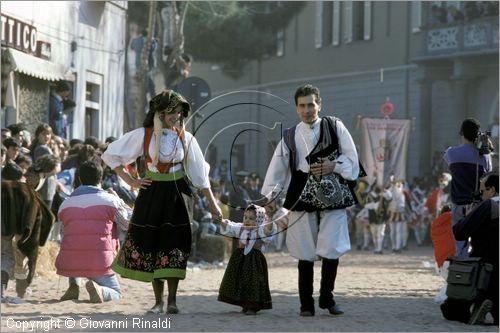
[430,205,454,270]
[62,99,76,139]
[388,179,407,253]
[49,81,71,139]
[366,186,391,254]
[443,118,492,257]
[247,172,264,202]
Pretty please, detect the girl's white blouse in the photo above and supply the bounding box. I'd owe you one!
[221,220,276,255]
[101,127,211,189]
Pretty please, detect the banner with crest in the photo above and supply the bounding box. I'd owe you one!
[360,118,411,187]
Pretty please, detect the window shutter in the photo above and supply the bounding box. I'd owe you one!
[276,29,285,57]
[315,2,323,48]
[363,1,372,40]
[343,2,353,43]
[411,2,422,33]
[333,1,341,46]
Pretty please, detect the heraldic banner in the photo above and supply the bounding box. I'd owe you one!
[360,118,411,187]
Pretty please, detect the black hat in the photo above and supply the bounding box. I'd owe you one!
[149,90,191,118]
[55,81,71,93]
[236,170,249,178]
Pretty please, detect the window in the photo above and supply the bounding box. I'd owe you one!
[343,2,353,43]
[353,2,365,40]
[322,2,333,46]
[314,2,323,48]
[411,2,423,32]
[344,1,372,43]
[85,71,102,138]
[315,1,341,48]
[276,29,285,57]
[78,1,105,28]
[332,2,341,46]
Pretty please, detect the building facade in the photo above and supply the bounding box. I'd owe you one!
[188,1,498,182]
[1,1,127,141]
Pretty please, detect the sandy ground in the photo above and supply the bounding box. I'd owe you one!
[1,243,497,332]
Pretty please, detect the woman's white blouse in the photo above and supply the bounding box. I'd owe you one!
[101,127,211,189]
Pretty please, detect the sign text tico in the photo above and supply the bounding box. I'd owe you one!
[1,14,37,54]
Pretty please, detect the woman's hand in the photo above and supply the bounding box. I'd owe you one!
[201,188,223,221]
[310,157,336,177]
[129,177,152,190]
[114,166,151,189]
[208,200,223,221]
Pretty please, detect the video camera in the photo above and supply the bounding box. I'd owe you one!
[475,131,492,155]
[470,189,483,204]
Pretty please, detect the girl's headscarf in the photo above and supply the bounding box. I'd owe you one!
[240,204,269,255]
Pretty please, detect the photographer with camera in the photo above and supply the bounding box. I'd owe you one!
[440,172,499,325]
[443,118,493,257]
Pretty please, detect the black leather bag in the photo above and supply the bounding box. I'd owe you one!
[445,256,493,302]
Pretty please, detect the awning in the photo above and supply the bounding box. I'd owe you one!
[6,48,75,82]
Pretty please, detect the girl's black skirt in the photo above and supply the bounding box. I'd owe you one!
[218,248,272,311]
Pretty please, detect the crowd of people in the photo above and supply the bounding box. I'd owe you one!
[349,173,451,254]
[0,85,497,325]
[428,1,498,27]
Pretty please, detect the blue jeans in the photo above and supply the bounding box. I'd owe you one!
[69,275,121,301]
[451,204,469,257]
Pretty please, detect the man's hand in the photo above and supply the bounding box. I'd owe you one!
[310,157,336,177]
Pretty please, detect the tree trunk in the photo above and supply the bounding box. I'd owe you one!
[160,1,189,90]
[135,1,158,128]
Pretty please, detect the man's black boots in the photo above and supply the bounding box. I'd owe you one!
[319,258,344,315]
[298,260,314,316]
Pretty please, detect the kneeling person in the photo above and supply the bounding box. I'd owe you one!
[56,161,131,302]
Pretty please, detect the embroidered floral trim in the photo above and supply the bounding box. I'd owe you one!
[117,238,189,271]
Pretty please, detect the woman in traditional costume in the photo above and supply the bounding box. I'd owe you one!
[102,90,222,314]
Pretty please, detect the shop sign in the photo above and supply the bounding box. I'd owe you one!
[36,41,51,60]
[1,14,37,54]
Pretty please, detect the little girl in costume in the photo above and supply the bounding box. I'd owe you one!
[217,204,276,315]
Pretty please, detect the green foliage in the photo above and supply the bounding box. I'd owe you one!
[184,1,305,79]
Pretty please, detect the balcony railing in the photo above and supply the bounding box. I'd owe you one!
[422,16,498,57]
